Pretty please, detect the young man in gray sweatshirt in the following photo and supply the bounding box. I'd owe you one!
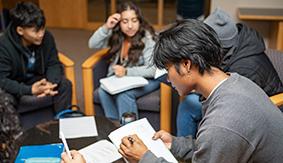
[117,20,283,163]
[61,20,283,163]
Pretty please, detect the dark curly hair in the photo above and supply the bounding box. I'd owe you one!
[153,19,223,75]
[108,1,156,65]
[0,89,23,162]
[10,1,45,30]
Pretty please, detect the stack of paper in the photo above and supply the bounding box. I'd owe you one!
[59,116,98,139]
[100,76,149,95]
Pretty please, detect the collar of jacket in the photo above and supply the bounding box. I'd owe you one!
[6,23,45,75]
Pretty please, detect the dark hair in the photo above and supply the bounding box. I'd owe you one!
[108,1,156,65]
[10,2,45,30]
[153,19,223,75]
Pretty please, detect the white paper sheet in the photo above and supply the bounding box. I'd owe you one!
[59,116,98,139]
[79,140,122,163]
[108,118,177,163]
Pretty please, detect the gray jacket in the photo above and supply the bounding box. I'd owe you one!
[88,26,156,78]
[140,73,283,163]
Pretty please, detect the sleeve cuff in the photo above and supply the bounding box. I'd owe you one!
[101,25,111,35]
[139,150,159,163]
[170,137,178,152]
[48,76,61,85]
[21,84,32,95]
[126,68,134,76]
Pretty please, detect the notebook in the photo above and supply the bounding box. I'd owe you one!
[108,118,178,163]
[79,118,177,163]
[100,76,149,95]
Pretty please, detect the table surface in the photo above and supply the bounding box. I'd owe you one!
[19,116,124,162]
[238,8,283,20]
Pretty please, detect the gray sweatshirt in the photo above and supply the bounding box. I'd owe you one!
[140,73,283,163]
[88,26,156,78]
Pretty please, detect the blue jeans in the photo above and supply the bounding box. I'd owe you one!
[98,79,160,120]
[177,93,202,137]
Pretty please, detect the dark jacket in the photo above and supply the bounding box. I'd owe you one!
[222,23,283,96]
[177,0,204,19]
[0,24,63,96]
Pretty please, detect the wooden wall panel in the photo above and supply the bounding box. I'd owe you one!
[1,0,174,30]
[39,0,87,29]
[0,1,3,10]
[2,0,38,9]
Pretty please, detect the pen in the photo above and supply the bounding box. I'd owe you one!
[60,131,72,159]
[128,136,134,144]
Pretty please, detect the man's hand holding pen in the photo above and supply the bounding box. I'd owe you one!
[119,134,149,162]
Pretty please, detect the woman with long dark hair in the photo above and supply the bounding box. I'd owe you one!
[88,1,159,121]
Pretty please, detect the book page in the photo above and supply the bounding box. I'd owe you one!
[59,116,98,139]
[108,118,177,163]
[79,140,122,163]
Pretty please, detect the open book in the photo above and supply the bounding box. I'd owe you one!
[80,118,177,163]
[100,76,149,95]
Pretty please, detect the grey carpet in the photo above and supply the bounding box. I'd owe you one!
[49,28,97,111]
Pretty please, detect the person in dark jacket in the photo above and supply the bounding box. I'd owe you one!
[176,8,283,137]
[0,2,72,116]
[207,8,283,95]
[176,0,205,20]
